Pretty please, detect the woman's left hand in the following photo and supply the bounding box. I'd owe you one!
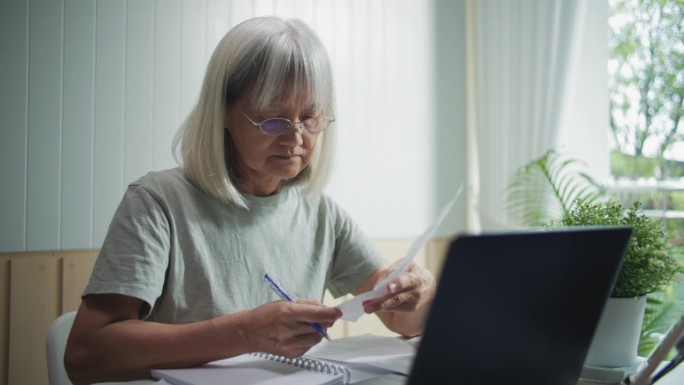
[361,260,436,314]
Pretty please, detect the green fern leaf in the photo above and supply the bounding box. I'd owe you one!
[505,149,603,227]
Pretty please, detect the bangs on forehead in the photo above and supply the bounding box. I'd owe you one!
[247,30,331,111]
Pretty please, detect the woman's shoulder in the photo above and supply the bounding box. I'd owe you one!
[127,167,199,198]
[130,167,186,187]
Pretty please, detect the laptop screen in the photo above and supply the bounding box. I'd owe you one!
[408,227,631,385]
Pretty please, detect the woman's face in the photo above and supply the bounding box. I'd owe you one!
[224,97,322,196]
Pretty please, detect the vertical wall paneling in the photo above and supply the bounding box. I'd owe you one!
[181,0,208,121]
[8,254,59,385]
[0,0,450,251]
[93,1,126,246]
[271,0,293,17]
[124,0,155,186]
[0,251,96,384]
[227,0,254,27]
[153,0,182,171]
[300,0,317,21]
[252,0,275,16]
[62,0,96,249]
[0,0,29,252]
[205,0,230,53]
[26,0,64,250]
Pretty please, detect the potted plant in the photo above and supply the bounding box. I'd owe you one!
[552,199,679,367]
[506,149,682,367]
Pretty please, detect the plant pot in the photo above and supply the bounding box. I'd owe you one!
[585,296,647,368]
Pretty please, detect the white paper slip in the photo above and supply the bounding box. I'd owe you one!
[336,183,463,322]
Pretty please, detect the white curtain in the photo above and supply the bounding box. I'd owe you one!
[466,0,588,231]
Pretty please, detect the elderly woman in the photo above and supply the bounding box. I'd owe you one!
[65,16,435,384]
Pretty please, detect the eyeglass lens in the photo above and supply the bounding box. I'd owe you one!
[260,117,328,135]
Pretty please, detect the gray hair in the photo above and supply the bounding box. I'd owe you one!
[172,16,336,208]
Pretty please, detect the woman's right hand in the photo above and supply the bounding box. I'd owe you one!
[65,294,341,384]
[238,300,341,358]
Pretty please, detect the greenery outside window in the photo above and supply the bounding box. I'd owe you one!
[608,0,684,355]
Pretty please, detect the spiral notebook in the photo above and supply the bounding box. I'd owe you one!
[151,352,351,385]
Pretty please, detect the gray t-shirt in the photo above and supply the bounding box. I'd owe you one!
[84,167,384,323]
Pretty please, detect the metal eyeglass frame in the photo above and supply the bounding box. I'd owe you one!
[240,110,335,136]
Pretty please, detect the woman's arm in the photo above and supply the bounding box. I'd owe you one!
[65,294,341,385]
[352,261,436,338]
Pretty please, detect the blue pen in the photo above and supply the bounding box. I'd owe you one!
[264,273,332,341]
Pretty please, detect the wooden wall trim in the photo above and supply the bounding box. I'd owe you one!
[0,249,98,385]
[1,257,10,385]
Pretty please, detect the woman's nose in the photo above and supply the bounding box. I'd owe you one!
[292,121,305,134]
[281,123,304,145]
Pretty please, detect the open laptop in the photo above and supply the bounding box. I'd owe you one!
[405,226,632,385]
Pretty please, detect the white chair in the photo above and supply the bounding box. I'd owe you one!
[46,311,77,385]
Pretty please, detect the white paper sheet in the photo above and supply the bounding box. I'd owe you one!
[336,184,463,321]
[306,334,417,375]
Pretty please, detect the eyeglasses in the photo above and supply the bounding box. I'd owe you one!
[240,110,335,136]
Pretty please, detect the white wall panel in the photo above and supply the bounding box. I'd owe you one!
[124,0,154,187]
[0,0,29,251]
[62,0,95,249]
[0,0,458,252]
[181,0,208,119]
[253,0,275,16]
[152,0,182,171]
[93,1,125,246]
[227,0,254,27]
[206,0,230,53]
[26,0,63,250]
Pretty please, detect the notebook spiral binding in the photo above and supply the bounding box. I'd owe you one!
[250,352,351,383]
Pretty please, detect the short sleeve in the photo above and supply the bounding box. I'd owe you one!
[83,184,171,318]
[324,199,385,298]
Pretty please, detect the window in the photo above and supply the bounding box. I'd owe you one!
[607,0,684,355]
[608,0,684,238]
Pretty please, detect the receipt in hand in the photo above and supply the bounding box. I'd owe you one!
[336,184,463,321]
